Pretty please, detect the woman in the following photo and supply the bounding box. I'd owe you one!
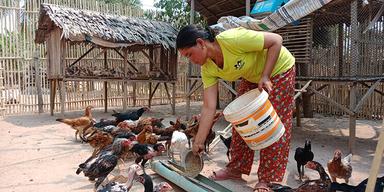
[176,25,295,191]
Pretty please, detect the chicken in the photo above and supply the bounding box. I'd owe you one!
[76,139,133,176]
[294,139,314,181]
[131,143,165,169]
[219,135,232,161]
[85,131,113,157]
[169,130,188,159]
[327,149,353,183]
[78,139,134,189]
[94,119,118,128]
[137,173,173,192]
[112,107,150,124]
[56,105,94,141]
[330,176,384,192]
[114,132,137,142]
[265,161,331,192]
[96,164,142,192]
[184,112,222,152]
[137,125,153,144]
[154,118,185,152]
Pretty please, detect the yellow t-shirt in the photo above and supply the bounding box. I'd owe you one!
[201,27,295,89]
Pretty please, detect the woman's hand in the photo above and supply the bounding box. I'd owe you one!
[192,138,205,155]
[258,75,273,92]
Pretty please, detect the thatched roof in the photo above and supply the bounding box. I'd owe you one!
[35,3,177,49]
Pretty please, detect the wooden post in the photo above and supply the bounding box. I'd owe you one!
[187,0,195,120]
[302,18,313,118]
[59,80,65,116]
[296,98,302,127]
[172,82,176,115]
[231,82,236,100]
[349,0,359,153]
[133,82,137,107]
[104,50,108,113]
[122,49,128,110]
[50,79,57,116]
[246,0,250,16]
[34,51,43,113]
[149,82,152,108]
[338,23,344,77]
[190,0,195,24]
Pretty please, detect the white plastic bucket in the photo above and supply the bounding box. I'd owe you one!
[223,89,285,150]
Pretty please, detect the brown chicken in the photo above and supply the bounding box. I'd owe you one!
[154,118,184,152]
[184,112,222,152]
[56,106,94,141]
[85,131,113,156]
[327,149,353,183]
[137,124,153,144]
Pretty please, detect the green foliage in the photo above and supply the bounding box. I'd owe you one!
[96,0,142,7]
[145,0,206,29]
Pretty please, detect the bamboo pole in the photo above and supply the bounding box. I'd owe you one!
[365,118,384,192]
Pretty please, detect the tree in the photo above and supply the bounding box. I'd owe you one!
[97,0,142,8]
[145,0,206,29]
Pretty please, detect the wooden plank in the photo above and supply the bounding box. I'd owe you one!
[308,86,355,115]
[218,80,237,96]
[354,78,382,113]
[295,80,312,100]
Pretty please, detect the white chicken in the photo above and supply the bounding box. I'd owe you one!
[169,131,188,159]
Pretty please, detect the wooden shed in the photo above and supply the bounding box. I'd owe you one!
[35,3,178,115]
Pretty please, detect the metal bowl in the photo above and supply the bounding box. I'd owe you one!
[181,150,203,178]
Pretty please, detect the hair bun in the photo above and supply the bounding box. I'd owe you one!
[205,26,216,42]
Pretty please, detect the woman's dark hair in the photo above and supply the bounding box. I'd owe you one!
[176,25,216,49]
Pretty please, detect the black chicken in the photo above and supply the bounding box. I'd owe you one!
[330,176,384,192]
[114,132,137,142]
[84,154,119,189]
[219,135,232,161]
[132,143,165,169]
[137,173,173,192]
[294,139,314,181]
[112,107,149,123]
[94,119,118,128]
[76,139,132,176]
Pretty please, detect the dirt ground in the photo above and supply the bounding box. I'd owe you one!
[0,102,383,192]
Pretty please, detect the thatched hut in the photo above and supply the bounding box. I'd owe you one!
[35,3,178,115]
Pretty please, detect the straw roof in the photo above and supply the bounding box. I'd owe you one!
[35,3,177,49]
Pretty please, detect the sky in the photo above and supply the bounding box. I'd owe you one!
[141,0,156,10]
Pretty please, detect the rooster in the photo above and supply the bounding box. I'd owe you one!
[294,139,314,181]
[327,149,353,183]
[112,107,150,124]
[56,105,94,141]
